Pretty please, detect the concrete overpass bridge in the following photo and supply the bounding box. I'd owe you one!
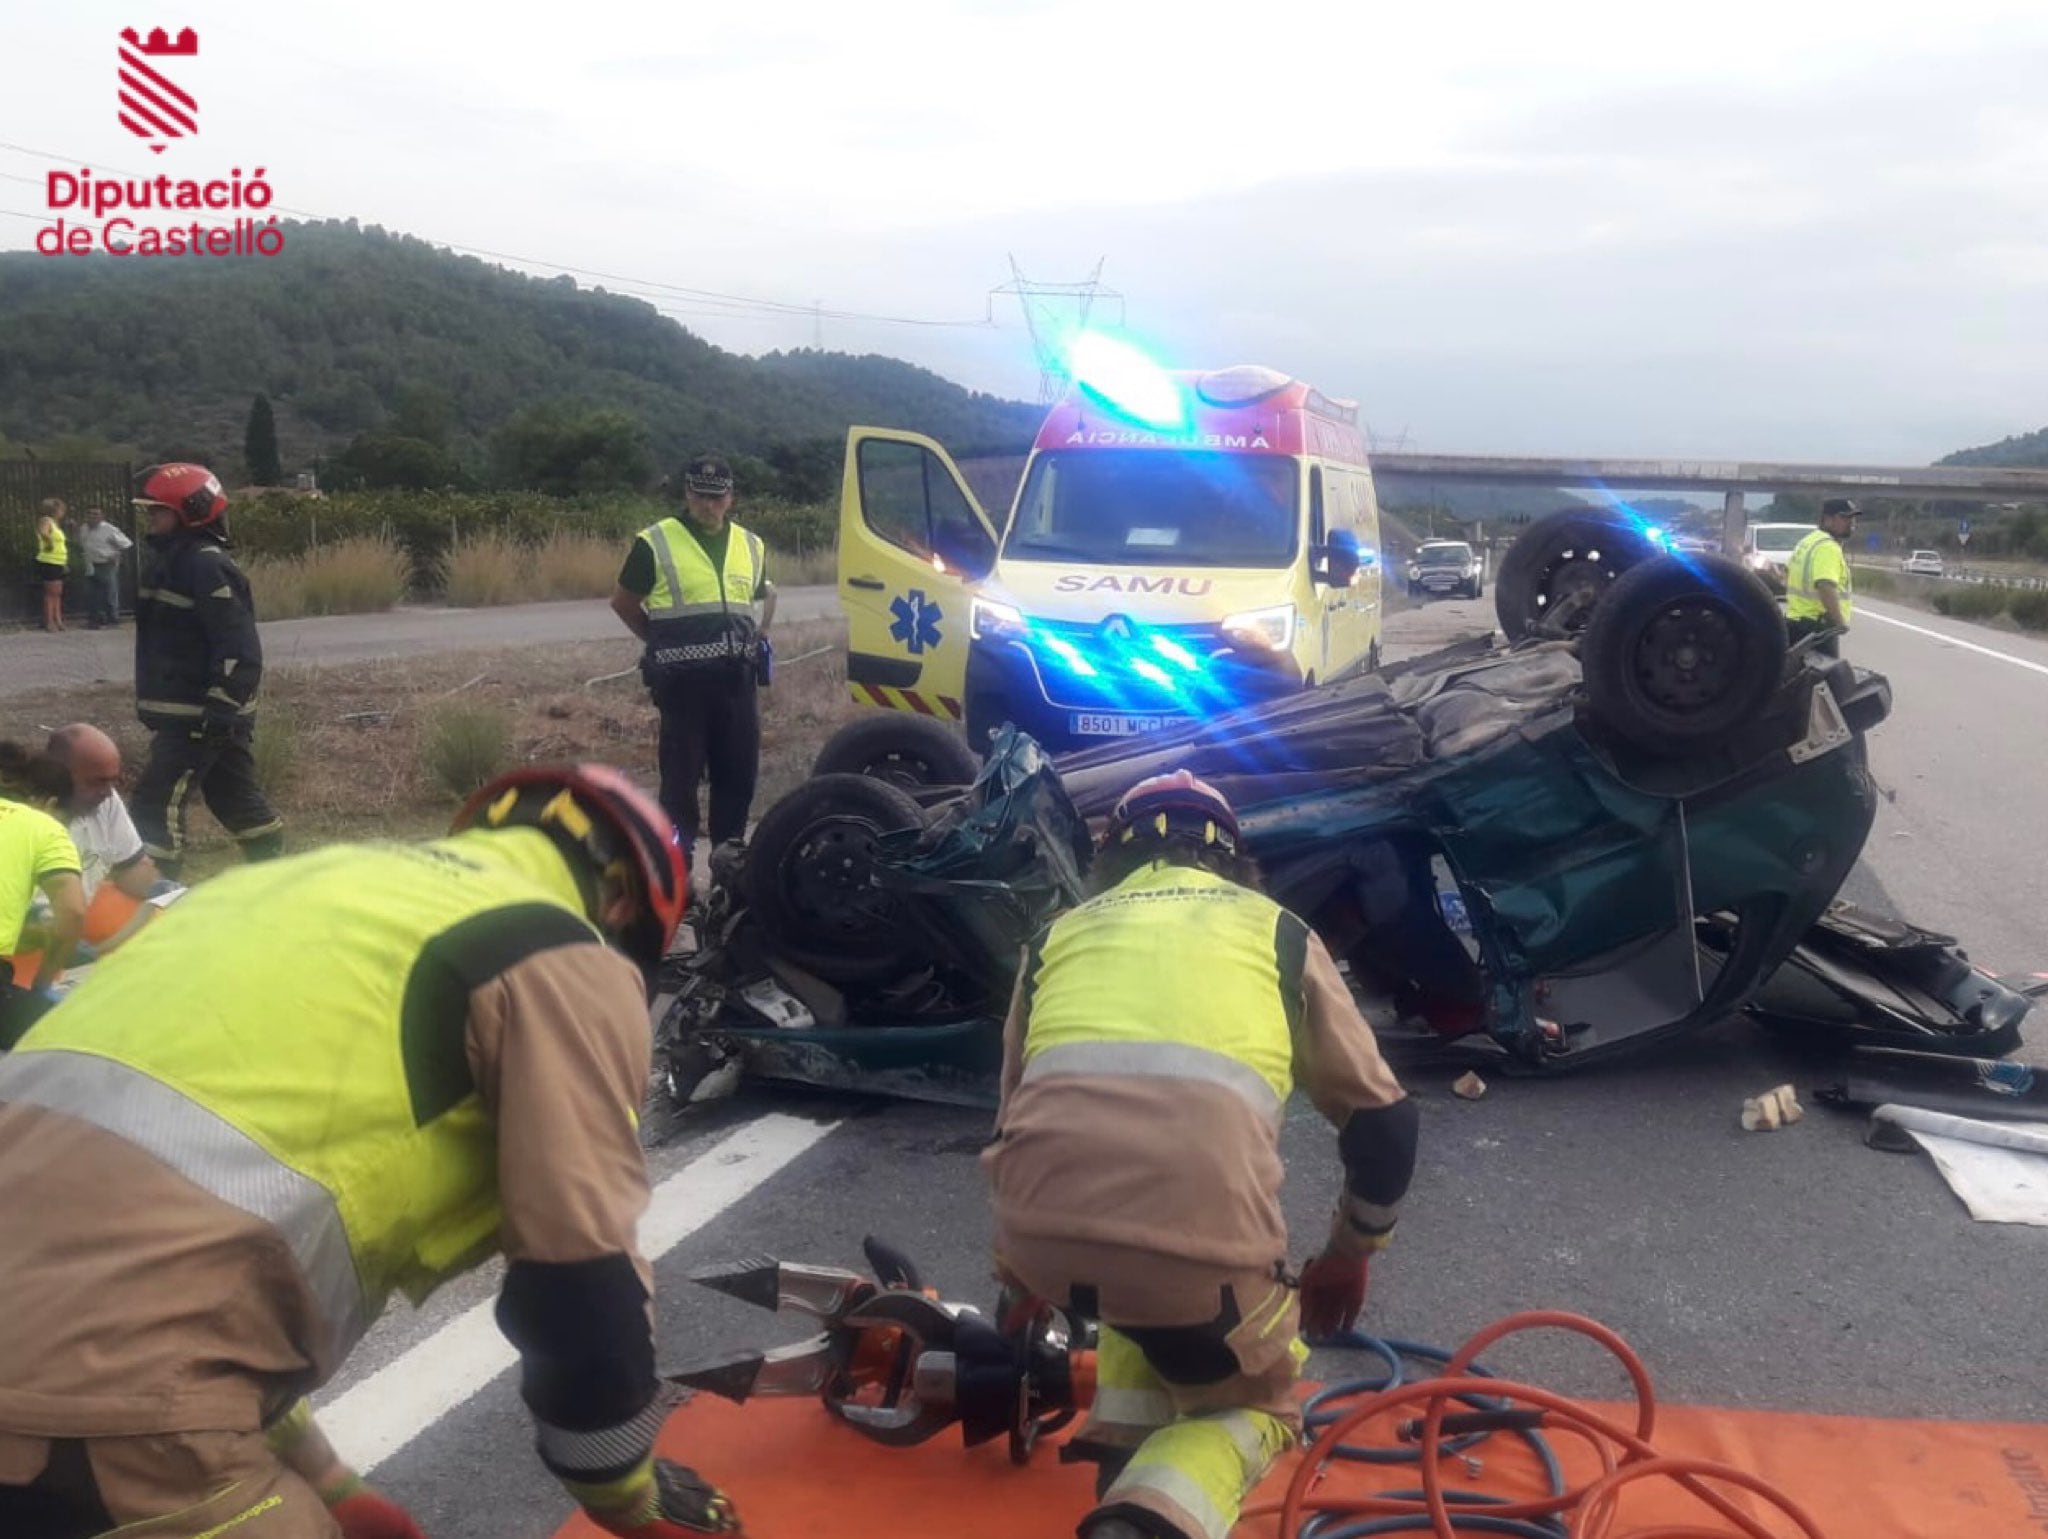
[1368,453,2048,549]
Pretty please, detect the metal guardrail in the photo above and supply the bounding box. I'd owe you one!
[1854,561,2048,592]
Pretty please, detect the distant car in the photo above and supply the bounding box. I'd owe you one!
[1901,550,1945,577]
[1407,540,1483,599]
[1672,536,1717,555]
[1743,522,1812,594]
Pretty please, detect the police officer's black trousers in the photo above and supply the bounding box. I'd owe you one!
[1786,617,1842,658]
[131,723,285,881]
[654,667,760,853]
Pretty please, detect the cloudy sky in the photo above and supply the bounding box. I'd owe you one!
[5,0,2046,462]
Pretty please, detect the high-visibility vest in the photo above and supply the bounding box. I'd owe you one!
[1784,528,1852,624]
[1022,860,1306,1121]
[0,826,602,1369]
[637,517,765,668]
[36,519,66,568]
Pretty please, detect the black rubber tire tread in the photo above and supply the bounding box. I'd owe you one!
[1580,552,1788,757]
[742,773,928,984]
[812,712,981,789]
[1494,510,1661,641]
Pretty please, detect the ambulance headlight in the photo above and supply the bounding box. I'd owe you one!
[971,597,1027,642]
[1220,603,1296,652]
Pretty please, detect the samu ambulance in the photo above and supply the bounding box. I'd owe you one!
[837,353,1383,751]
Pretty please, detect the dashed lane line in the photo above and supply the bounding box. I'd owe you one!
[317,1112,840,1474]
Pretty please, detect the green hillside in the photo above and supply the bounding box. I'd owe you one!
[0,220,1040,481]
[1941,425,2048,469]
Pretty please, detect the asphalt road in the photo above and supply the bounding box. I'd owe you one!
[310,593,2047,1535]
[3,589,845,700]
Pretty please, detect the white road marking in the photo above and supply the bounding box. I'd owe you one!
[317,1113,839,1473]
[1858,603,2048,680]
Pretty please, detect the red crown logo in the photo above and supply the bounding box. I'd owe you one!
[117,26,200,154]
[120,26,198,56]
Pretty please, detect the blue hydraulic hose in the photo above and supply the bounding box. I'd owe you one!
[1296,1331,1567,1539]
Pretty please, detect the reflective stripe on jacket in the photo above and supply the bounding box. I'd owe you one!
[0,826,597,1371]
[1024,861,1303,1116]
[637,517,764,667]
[1785,528,1852,624]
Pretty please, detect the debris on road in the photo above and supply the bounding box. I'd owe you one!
[1741,1084,1804,1131]
[1868,1104,2048,1226]
[1452,1071,1488,1101]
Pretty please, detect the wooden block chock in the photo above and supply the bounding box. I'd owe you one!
[1741,1083,1804,1132]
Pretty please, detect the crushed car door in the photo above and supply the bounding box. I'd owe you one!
[839,429,1000,721]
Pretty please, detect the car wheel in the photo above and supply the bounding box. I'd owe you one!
[1580,553,1788,757]
[742,774,927,984]
[1495,510,1662,642]
[813,713,981,789]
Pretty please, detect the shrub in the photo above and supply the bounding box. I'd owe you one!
[1851,566,1898,598]
[440,531,527,608]
[421,701,511,799]
[1930,582,2012,621]
[2008,589,2048,632]
[245,534,411,619]
[229,490,840,604]
[533,532,626,600]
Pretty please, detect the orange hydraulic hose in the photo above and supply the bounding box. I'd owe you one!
[1246,1310,1830,1539]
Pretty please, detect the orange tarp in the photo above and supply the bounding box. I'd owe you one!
[554,1391,2048,1539]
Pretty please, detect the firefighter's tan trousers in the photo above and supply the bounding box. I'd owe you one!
[998,1238,1307,1539]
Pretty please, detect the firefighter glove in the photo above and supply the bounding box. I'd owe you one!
[1298,1251,1371,1341]
[322,1474,429,1539]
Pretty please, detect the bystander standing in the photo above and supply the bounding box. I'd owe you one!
[76,506,134,628]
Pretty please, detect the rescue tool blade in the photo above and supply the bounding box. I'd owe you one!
[686,1258,873,1319]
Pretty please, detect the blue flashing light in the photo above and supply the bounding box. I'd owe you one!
[1067,332,1187,430]
[1040,634,1099,678]
[1130,657,1176,690]
[1151,635,1200,670]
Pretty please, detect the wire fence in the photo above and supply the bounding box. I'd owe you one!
[0,460,139,624]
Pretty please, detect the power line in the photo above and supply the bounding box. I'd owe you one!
[989,256,1124,403]
[0,137,994,332]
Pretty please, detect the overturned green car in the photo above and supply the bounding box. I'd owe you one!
[647,523,2034,1125]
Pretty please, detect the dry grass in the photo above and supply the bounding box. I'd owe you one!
[0,619,864,882]
[246,534,413,619]
[421,700,513,797]
[770,544,838,587]
[441,531,622,607]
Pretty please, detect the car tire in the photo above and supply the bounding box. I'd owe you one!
[1495,510,1663,641]
[742,773,928,984]
[813,713,981,789]
[1580,553,1788,757]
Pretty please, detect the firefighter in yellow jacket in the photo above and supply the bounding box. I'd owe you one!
[0,765,747,1539]
[983,771,1420,1539]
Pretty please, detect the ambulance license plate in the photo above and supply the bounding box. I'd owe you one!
[1072,712,1177,736]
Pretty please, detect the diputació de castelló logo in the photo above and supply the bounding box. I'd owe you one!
[36,25,286,258]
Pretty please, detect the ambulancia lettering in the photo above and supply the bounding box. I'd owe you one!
[1063,429,1271,450]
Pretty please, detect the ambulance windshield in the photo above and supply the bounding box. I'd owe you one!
[1004,451,1299,568]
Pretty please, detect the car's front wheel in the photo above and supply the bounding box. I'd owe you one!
[1579,553,1787,757]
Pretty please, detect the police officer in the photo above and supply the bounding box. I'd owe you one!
[128,462,284,880]
[609,455,775,870]
[1784,497,1861,656]
[983,771,1420,1539]
[0,764,743,1539]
